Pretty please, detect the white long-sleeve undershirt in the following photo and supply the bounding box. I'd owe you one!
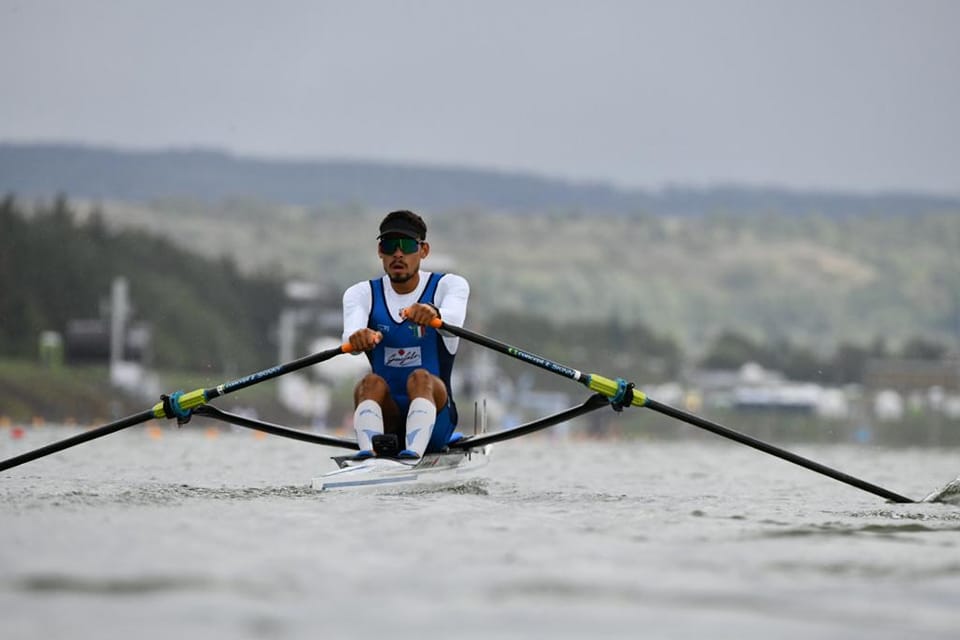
[342,271,469,353]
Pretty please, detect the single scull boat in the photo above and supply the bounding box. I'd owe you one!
[312,446,491,491]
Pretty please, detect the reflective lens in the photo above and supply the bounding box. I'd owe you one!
[379,237,421,254]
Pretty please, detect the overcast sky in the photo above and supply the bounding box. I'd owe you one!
[2,0,958,195]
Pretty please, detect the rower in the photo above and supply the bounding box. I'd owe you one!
[341,210,470,460]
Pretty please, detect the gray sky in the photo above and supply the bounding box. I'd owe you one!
[2,0,958,195]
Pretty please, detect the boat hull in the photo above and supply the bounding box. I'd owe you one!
[312,446,491,491]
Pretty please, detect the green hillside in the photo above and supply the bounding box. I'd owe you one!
[76,198,960,355]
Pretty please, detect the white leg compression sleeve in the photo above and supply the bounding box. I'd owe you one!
[353,399,384,452]
[403,397,436,456]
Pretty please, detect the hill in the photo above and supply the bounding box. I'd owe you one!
[2,142,958,216]
[27,197,958,358]
[2,143,958,357]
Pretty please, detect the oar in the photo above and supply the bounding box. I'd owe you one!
[0,343,352,472]
[429,319,915,503]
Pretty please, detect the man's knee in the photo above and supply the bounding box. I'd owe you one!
[406,369,433,393]
[355,374,390,402]
[407,369,447,406]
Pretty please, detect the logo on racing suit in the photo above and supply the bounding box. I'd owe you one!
[384,346,422,368]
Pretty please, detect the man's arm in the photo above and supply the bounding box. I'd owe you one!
[342,282,380,351]
[434,274,469,328]
[434,274,469,353]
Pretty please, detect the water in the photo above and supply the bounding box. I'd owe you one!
[2,424,959,639]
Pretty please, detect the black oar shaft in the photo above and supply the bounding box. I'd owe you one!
[431,319,584,383]
[644,399,914,503]
[205,344,351,400]
[0,409,155,472]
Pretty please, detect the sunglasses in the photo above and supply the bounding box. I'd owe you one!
[378,237,422,254]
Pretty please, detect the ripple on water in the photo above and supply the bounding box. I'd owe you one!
[9,572,305,598]
[763,559,960,579]
[11,573,215,595]
[6,479,498,509]
[756,519,960,540]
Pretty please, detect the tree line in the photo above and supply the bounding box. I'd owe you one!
[698,329,950,384]
[0,195,285,371]
[482,312,953,389]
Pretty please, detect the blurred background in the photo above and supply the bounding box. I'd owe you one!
[1,0,958,445]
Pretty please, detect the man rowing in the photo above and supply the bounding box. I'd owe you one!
[341,210,470,460]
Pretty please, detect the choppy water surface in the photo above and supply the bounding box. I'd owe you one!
[2,425,959,639]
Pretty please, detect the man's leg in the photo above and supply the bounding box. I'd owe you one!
[400,369,448,459]
[352,373,400,458]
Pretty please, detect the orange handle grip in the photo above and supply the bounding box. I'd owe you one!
[342,343,354,354]
[429,318,443,329]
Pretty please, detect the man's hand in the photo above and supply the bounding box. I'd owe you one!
[403,303,440,326]
[348,328,383,352]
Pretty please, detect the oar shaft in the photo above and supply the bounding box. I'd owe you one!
[150,343,353,419]
[431,319,646,407]
[205,344,352,400]
[645,398,915,503]
[0,410,155,472]
[431,319,584,382]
